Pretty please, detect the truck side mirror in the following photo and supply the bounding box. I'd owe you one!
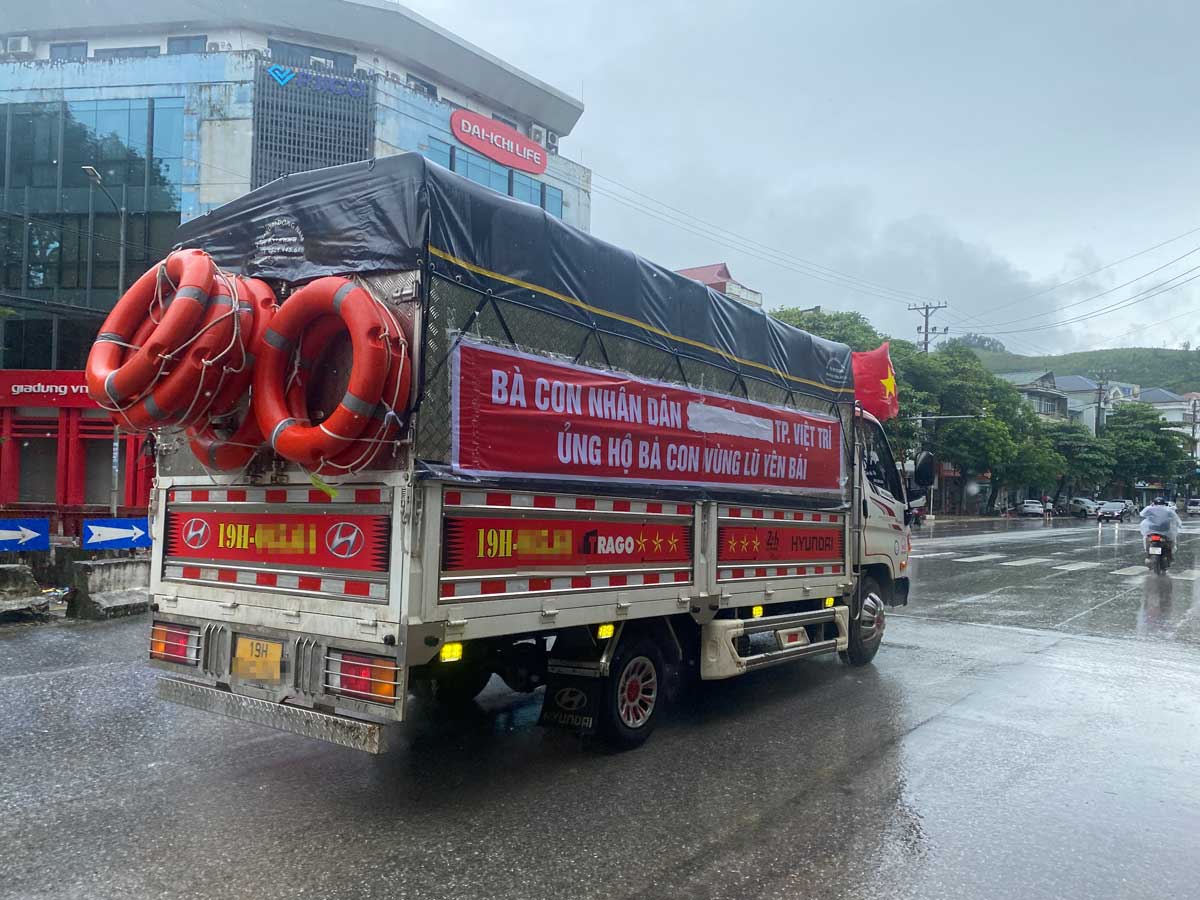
[913,451,936,487]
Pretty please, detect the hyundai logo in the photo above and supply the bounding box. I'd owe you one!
[181,518,210,551]
[554,687,588,712]
[325,522,365,559]
[266,64,296,86]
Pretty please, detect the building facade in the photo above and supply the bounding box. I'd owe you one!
[0,0,589,520]
[997,370,1068,421]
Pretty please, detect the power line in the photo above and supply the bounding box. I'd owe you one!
[909,302,949,352]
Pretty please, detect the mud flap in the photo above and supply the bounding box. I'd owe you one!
[890,577,910,607]
[538,673,602,735]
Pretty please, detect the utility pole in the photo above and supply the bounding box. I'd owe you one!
[909,302,948,352]
[1091,368,1116,437]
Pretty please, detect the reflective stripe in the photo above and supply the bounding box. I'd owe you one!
[143,395,171,421]
[341,391,375,417]
[174,285,207,303]
[331,282,356,313]
[104,370,123,406]
[269,417,298,450]
[95,332,124,344]
[212,295,235,307]
[263,329,292,352]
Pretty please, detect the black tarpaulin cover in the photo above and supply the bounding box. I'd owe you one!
[176,153,854,401]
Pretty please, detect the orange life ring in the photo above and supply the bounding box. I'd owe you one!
[253,277,398,470]
[186,405,266,471]
[282,306,411,473]
[86,249,216,411]
[204,276,278,418]
[119,276,246,430]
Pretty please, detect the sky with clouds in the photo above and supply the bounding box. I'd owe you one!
[407,0,1200,356]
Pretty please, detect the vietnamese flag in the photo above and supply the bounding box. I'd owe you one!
[852,342,899,420]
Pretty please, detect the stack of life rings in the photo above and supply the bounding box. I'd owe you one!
[85,250,412,476]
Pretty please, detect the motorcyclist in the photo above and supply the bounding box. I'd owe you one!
[1140,497,1181,555]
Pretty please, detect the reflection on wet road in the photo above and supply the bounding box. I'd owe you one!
[0,517,1197,900]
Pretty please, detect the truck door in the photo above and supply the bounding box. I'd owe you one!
[858,419,906,572]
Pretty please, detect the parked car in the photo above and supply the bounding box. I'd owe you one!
[1069,498,1098,518]
[1186,498,1200,517]
[1019,499,1047,517]
[1097,500,1130,522]
[1115,498,1137,513]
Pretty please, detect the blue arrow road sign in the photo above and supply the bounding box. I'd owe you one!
[0,518,50,551]
[82,517,151,549]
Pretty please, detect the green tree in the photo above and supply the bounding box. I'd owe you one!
[943,333,1007,353]
[1042,422,1114,502]
[771,308,882,351]
[1101,403,1190,491]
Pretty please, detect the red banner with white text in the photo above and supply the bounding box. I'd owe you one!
[451,341,844,495]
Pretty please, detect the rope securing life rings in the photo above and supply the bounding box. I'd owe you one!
[86,256,410,476]
[86,248,215,411]
[254,276,411,474]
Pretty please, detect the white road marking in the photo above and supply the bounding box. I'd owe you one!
[1110,565,1147,576]
[1051,562,1103,572]
[953,554,1007,563]
[1000,557,1053,567]
[909,551,955,559]
[1169,570,1200,580]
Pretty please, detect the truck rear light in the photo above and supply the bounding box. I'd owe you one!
[326,650,397,704]
[150,622,199,666]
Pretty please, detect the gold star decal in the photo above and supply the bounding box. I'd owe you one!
[668,534,679,552]
[880,366,897,400]
[636,532,647,552]
[752,535,761,552]
[652,532,664,552]
[727,534,738,552]
[739,535,749,551]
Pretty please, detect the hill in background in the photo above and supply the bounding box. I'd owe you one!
[970,346,1200,394]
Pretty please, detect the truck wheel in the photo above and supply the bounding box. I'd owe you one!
[840,577,885,667]
[599,636,665,750]
[432,664,492,706]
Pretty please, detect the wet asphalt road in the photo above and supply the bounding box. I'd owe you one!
[2,517,1199,900]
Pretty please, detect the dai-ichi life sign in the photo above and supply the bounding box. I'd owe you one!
[451,340,844,494]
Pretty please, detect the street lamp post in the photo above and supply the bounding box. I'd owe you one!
[82,166,128,516]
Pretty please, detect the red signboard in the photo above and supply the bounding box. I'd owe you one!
[452,341,844,495]
[450,109,547,175]
[0,370,96,408]
[443,515,692,572]
[164,510,389,572]
[717,524,843,563]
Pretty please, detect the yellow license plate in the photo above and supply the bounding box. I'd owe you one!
[233,637,283,683]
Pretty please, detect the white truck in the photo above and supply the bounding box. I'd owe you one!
[143,154,931,752]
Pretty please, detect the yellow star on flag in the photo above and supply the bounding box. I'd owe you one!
[880,365,897,400]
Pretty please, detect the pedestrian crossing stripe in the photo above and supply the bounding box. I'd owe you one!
[1000,557,1053,567]
[952,554,1007,562]
[1111,565,1146,576]
[1051,562,1102,572]
[909,551,955,558]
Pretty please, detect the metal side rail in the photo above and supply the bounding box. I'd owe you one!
[700,606,849,679]
[157,677,388,754]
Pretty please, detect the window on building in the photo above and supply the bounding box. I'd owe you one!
[1,311,54,369]
[543,185,564,219]
[167,35,208,54]
[492,113,518,131]
[49,42,87,60]
[93,46,161,60]
[8,103,60,191]
[406,74,438,100]
[511,172,540,206]
[453,147,509,193]
[425,138,452,170]
[268,38,355,74]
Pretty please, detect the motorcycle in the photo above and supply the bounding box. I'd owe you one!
[1146,533,1173,576]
